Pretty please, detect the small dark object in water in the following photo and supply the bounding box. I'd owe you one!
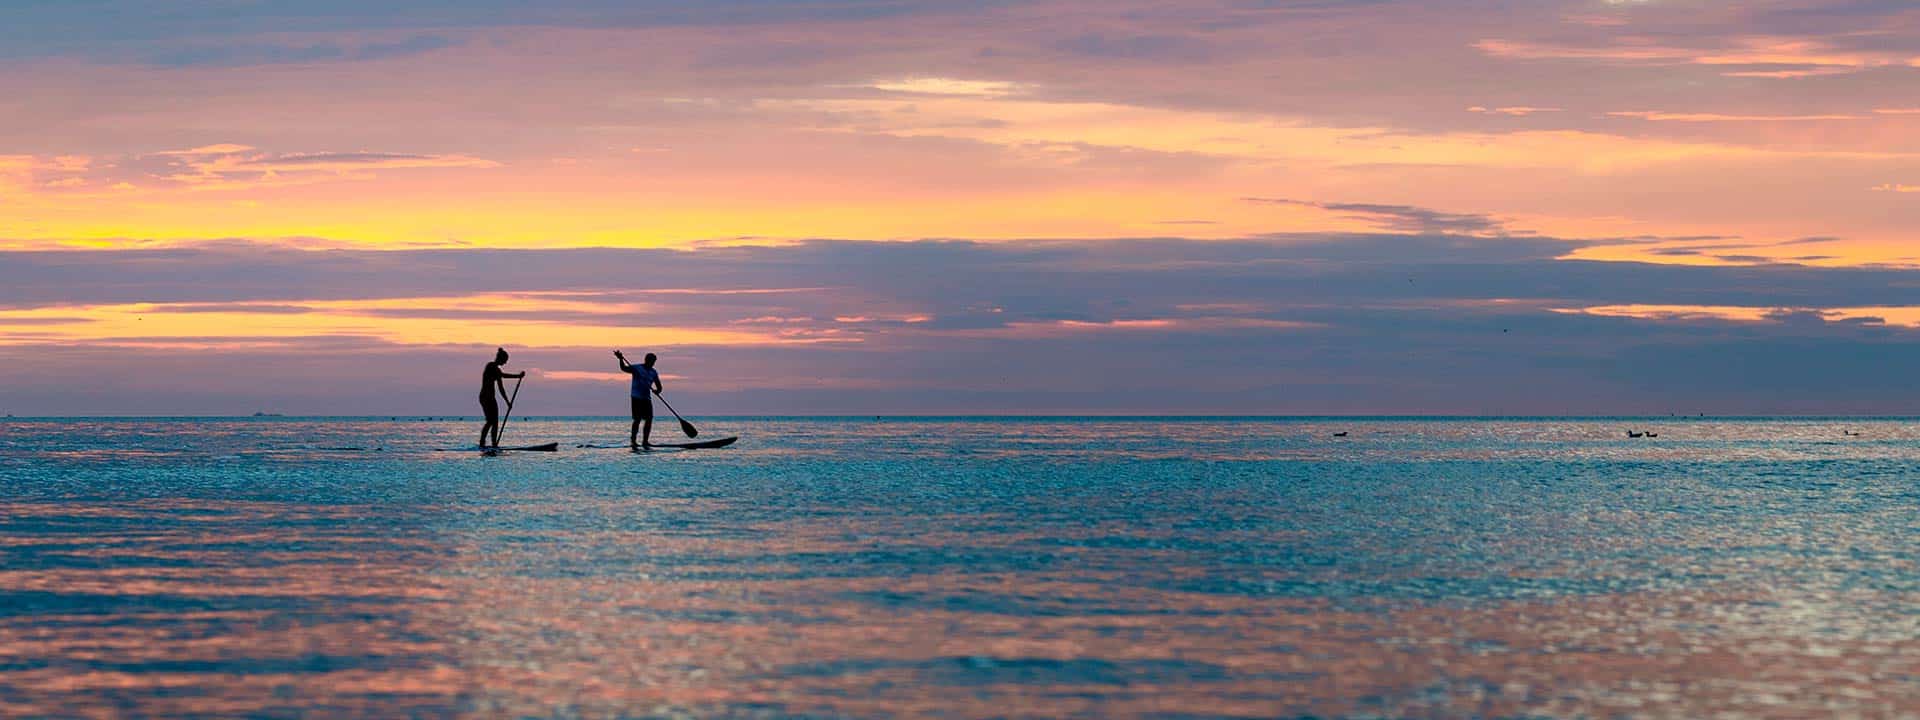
[1333,431,1348,437]
[1628,431,1645,438]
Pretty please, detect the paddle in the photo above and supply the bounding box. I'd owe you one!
[495,375,523,447]
[653,390,699,438]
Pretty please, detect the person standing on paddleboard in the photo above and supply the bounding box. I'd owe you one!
[615,350,662,449]
[479,348,525,449]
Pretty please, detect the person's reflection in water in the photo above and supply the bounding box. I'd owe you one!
[479,348,524,448]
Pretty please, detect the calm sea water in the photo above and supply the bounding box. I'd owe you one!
[5,417,1920,718]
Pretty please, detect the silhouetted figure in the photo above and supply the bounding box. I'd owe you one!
[479,348,525,448]
[615,350,662,449]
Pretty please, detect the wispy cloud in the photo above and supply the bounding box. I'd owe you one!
[1720,66,1860,78]
[1608,111,1868,122]
[865,77,1029,97]
[153,144,256,157]
[1243,198,1510,236]
[1476,36,1920,77]
[43,146,505,194]
[229,152,498,173]
[1467,106,1562,116]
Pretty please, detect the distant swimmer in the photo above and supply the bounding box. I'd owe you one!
[479,348,525,448]
[615,350,663,449]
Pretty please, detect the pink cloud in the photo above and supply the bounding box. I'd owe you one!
[1608,111,1869,122]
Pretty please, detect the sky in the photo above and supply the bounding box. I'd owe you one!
[2,0,1919,415]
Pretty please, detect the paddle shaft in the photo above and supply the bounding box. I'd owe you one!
[653,389,698,438]
[496,375,523,446]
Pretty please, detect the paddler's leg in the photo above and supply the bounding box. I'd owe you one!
[640,394,655,447]
[491,400,506,447]
[629,396,642,450]
[479,392,499,448]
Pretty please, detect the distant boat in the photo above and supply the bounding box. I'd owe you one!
[1627,431,1645,438]
[1332,431,1348,437]
[252,412,283,417]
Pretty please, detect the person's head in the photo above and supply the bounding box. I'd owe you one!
[494,348,509,365]
[643,352,657,366]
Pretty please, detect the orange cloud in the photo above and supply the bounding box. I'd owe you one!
[1721,67,1859,79]
[0,294,850,350]
[152,144,256,156]
[1558,304,1920,327]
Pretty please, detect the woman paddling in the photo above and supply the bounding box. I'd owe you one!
[479,348,525,448]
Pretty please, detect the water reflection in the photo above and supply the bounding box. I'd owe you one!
[5,418,1920,716]
[0,500,458,717]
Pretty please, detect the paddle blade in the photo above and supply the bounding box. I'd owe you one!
[680,419,699,438]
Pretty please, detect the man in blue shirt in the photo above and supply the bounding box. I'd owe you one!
[614,350,662,449]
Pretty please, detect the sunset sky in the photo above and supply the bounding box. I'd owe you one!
[4,0,1920,415]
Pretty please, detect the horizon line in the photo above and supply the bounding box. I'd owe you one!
[6,414,1920,421]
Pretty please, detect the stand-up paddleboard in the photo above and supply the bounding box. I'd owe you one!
[632,436,738,452]
[481,442,560,455]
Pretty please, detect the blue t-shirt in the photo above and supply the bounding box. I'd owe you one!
[626,364,659,398]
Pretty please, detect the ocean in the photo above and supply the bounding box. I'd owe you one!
[4,417,1920,717]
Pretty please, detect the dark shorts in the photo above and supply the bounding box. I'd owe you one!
[631,395,653,420]
[479,391,499,423]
